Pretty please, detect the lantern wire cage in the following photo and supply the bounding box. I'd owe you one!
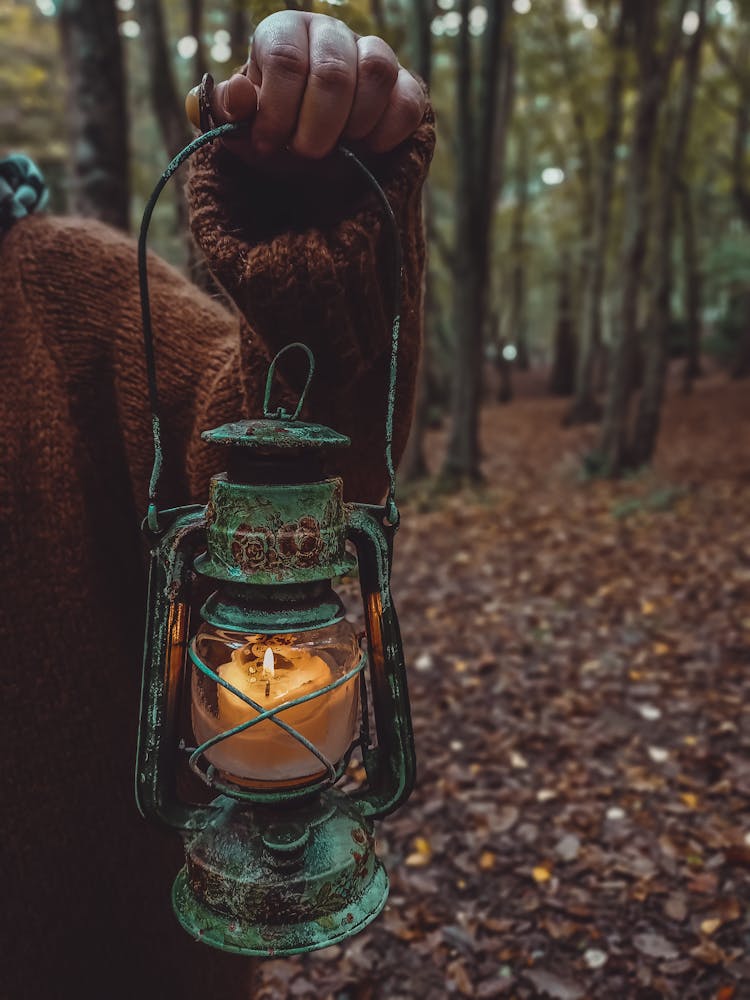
[186,641,368,802]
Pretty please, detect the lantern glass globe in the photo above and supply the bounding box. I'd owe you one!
[192,619,361,788]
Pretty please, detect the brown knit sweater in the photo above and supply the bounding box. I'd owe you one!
[0,114,433,999]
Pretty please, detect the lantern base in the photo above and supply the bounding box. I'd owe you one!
[172,791,388,956]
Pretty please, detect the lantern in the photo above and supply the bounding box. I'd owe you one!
[134,122,415,956]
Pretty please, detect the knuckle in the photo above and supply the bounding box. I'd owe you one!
[310,56,354,89]
[395,89,425,127]
[395,76,425,124]
[358,51,399,90]
[264,41,309,80]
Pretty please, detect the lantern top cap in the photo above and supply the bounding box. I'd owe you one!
[201,343,350,453]
[201,419,350,452]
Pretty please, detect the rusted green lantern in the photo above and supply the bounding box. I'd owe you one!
[135,125,415,956]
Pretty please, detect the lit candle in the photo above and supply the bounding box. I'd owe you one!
[192,642,359,786]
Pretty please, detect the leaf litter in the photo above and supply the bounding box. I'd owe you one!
[254,372,750,999]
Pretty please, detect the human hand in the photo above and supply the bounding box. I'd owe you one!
[186,11,426,162]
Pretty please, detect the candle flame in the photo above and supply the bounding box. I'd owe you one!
[262,647,275,680]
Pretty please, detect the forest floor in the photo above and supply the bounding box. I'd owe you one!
[253,366,750,1000]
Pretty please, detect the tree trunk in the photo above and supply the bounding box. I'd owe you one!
[58,0,130,230]
[551,5,593,392]
[400,0,433,483]
[188,0,208,81]
[508,125,529,370]
[595,0,687,476]
[138,0,192,163]
[400,193,436,482]
[720,33,750,376]
[728,35,750,227]
[441,0,511,486]
[230,0,251,68]
[496,345,513,404]
[631,0,705,467]
[681,181,702,391]
[731,293,750,378]
[566,4,627,425]
[138,0,210,282]
[442,0,483,485]
[548,260,577,396]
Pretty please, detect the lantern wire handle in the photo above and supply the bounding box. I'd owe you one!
[263,342,315,420]
[337,147,403,530]
[138,123,240,534]
[138,124,403,533]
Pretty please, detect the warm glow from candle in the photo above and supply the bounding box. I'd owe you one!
[191,631,360,787]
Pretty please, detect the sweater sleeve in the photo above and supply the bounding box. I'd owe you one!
[187,108,435,503]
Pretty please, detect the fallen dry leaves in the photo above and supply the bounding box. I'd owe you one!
[253,370,750,999]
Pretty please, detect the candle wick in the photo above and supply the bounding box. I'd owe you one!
[265,680,270,698]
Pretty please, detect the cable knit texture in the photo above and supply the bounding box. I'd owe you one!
[0,110,433,1000]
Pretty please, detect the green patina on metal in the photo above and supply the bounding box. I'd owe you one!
[137,492,416,953]
[202,419,350,452]
[172,792,388,956]
[200,581,346,634]
[195,475,355,585]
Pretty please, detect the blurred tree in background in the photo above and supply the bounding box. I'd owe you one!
[1,0,748,481]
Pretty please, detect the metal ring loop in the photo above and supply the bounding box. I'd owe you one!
[263,342,316,421]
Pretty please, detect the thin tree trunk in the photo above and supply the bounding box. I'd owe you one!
[497,351,513,403]
[508,121,529,370]
[370,0,387,36]
[442,0,484,485]
[58,0,129,230]
[681,181,702,391]
[548,258,577,396]
[188,0,208,80]
[551,6,593,379]
[566,4,626,425]
[729,38,750,227]
[138,0,192,163]
[138,0,209,282]
[718,32,750,376]
[712,29,750,227]
[400,0,433,482]
[731,293,750,378]
[230,0,251,67]
[595,0,687,476]
[442,0,511,486]
[631,0,705,467]
[596,101,655,473]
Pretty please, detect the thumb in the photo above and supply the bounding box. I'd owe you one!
[185,74,259,131]
[211,74,259,125]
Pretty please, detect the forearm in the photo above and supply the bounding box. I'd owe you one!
[187,108,435,501]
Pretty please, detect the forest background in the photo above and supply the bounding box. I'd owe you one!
[3,0,750,483]
[2,1,750,997]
